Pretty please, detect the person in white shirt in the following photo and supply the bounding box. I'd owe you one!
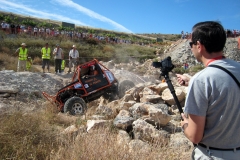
[53,44,64,74]
[1,21,5,31]
[68,45,79,73]
[33,26,38,37]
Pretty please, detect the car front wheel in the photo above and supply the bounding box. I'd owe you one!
[64,97,87,115]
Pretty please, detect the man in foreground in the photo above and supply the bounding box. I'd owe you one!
[177,21,240,159]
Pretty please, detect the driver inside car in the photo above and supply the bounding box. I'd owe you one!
[82,65,98,79]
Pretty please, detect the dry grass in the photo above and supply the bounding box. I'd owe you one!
[52,128,190,160]
[0,103,191,160]
[0,52,18,71]
[0,106,59,159]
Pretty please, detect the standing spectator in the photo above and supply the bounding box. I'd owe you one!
[40,27,45,37]
[184,62,189,70]
[46,28,50,37]
[15,43,28,72]
[41,43,51,73]
[68,45,79,73]
[33,26,38,37]
[5,22,10,34]
[53,44,64,74]
[177,21,240,159]
[185,32,188,39]
[1,21,5,31]
[20,24,25,34]
[181,31,184,39]
[61,59,65,73]
[233,30,236,38]
[39,27,43,36]
[16,24,21,34]
[10,23,15,34]
[26,57,33,71]
[60,30,64,37]
[28,26,32,35]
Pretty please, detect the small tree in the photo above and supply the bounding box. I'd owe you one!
[22,19,37,27]
[0,14,4,21]
[4,15,12,23]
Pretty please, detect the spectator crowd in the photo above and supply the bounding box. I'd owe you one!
[0,21,134,44]
[181,29,240,40]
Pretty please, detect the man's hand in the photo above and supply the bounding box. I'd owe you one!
[176,74,190,86]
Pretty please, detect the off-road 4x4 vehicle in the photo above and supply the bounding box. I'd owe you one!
[42,59,135,115]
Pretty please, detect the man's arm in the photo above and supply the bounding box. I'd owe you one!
[181,113,205,144]
[69,50,72,59]
[61,49,64,59]
[15,48,20,57]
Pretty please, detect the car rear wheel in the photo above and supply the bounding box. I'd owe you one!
[103,85,118,101]
[118,80,135,98]
[64,97,87,115]
[103,92,117,101]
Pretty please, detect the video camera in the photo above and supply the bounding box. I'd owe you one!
[152,56,174,76]
[152,56,183,115]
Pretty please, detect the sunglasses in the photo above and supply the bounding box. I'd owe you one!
[189,42,196,48]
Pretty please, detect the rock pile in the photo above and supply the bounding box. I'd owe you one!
[0,66,192,151]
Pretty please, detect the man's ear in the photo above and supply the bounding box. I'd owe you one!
[197,41,206,53]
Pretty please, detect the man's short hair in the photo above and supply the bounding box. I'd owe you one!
[192,21,226,53]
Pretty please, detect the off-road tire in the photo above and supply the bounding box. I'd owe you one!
[103,92,117,101]
[103,85,118,101]
[118,80,135,98]
[64,97,87,115]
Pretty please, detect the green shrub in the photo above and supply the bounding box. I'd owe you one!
[86,38,98,45]
[190,64,204,72]
[173,66,189,74]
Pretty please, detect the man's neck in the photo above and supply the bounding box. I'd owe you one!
[203,52,224,66]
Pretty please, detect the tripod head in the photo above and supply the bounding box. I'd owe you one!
[152,56,175,77]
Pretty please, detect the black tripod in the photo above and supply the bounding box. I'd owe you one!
[161,71,183,115]
[152,56,183,116]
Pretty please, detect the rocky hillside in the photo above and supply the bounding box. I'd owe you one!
[160,37,240,65]
[0,37,239,157]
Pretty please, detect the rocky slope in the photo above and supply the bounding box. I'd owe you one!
[163,38,240,66]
